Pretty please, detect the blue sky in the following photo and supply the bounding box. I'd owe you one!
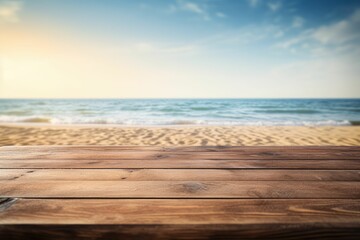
[0,0,359,98]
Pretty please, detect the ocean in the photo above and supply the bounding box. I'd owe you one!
[0,99,359,126]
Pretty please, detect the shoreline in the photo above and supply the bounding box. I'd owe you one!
[1,124,359,146]
[0,122,359,129]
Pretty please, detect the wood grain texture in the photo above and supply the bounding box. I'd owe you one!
[1,146,359,239]
[1,224,360,240]
[2,145,360,152]
[1,146,360,160]
[2,169,359,181]
[1,159,359,169]
[1,199,360,224]
[1,181,359,198]
[2,151,360,160]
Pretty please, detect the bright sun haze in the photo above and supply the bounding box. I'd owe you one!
[0,0,359,98]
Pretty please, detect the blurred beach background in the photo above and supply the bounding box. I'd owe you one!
[1,99,360,126]
[0,0,359,146]
[0,99,359,146]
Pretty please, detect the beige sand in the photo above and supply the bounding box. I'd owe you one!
[0,124,359,146]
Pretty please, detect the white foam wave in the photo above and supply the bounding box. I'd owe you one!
[0,115,353,126]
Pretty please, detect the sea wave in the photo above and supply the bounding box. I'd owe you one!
[190,107,218,111]
[22,117,52,123]
[0,115,353,126]
[30,101,46,106]
[1,110,31,116]
[254,109,321,114]
[0,116,52,123]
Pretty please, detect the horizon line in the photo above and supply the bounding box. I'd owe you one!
[1,97,360,100]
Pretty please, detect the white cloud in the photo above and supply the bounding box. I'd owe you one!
[313,20,350,44]
[268,1,282,12]
[167,1,228,21]
[277,9,360,57]
[247,0,261,8]
[292,16,305,28]
[276,34,308,50]
[0,0,22,23]
[198,24,285,47]
[312,10,360,45]
[170,0,210,20]
[182,2,203,14]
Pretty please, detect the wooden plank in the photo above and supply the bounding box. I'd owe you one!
[2,151,360,160]
[1,181,359,198]
[1,224,360,240]
[1,146,360,160]
[1,169,360,181]
[0,145,359,239]
[1,199,360,239]
[1,199,360,224]
[2,145,360,152]
[1,159,359,169]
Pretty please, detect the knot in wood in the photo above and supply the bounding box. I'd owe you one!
[182,182,208,193]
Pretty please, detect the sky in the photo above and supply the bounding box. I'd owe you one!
[0,0,359,98]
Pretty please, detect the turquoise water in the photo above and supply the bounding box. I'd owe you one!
[0,99,359,126]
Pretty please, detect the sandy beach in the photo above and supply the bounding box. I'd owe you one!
[1,124,359,146]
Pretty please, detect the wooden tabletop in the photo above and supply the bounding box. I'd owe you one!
[0,146,359,239]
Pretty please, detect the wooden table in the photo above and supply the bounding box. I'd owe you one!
[0,146,359,239]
